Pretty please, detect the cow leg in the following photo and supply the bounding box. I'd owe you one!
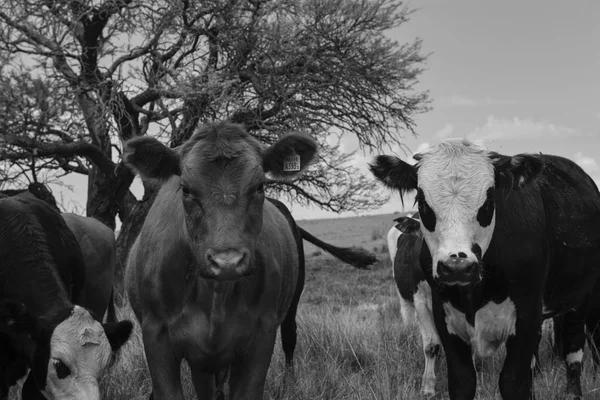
[188,367,215,400]
[432,298,476,400]
[142,319,185,400]
[499,314,540,400]
[560,309,586,399]
[280,265,304,374]
[414,282,441,396]
[229,328,277,400]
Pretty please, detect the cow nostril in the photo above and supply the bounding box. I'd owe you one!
[206,253,217,267]
[458,252,468,258]
[449,253,458,258]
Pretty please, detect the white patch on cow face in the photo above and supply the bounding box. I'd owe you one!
[42,306,112,400]
[416,140,496,280]
[443,297,516,358]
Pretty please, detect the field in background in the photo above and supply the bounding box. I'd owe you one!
[9,212,600,399]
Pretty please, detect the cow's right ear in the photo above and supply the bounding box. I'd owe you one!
[369,155,418,199]
[123,136,181,182]
[394,216,421,234]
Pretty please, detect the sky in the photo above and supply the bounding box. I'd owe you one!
[53,0,600,222]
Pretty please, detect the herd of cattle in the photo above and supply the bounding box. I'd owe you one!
[0,120,599,400]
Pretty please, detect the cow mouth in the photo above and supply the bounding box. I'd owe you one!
[197,264,255,282]
[436,261,481,286]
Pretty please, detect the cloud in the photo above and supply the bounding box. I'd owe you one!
[573,152,599,175]
[438,95,516,108]
[573,152,600,188]
[414,142,431,155]
[434,123,454,140]
[468,115,581,142]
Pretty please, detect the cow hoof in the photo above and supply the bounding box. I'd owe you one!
[421,378,436,397]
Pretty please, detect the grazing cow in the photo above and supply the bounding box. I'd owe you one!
[387,212,441,396]
[62,213,118,323]
[0,193,133,400]
[124,121,375,400]
[371,139,600,400]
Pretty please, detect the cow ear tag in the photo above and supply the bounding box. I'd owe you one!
[283,150,301,172]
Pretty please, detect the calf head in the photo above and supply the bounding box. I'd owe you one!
[371,139,542,285]
[124,121,318,281]
[1,302,132,400]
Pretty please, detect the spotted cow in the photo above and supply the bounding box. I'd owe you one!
[387,211,441,395]
[371,139,600,400]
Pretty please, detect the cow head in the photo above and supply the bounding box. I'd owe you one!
[35,306,132,400]
[370,139,542,286]
[124,121,318,281]
[1,302,132,400]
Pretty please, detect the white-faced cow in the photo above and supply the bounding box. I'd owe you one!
[124,121,375,400]
[0,193,133,400]
[371,139,600,400]
[387,211,442,396]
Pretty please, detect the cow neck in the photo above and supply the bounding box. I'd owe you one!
[1,261,72,320]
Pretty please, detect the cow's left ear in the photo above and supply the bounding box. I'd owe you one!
[123,136,182,183]
[263,133,318,179]
[102,320,133,352]
[491,152,543,190]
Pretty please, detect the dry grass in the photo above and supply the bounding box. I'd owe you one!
[7,212,600,399]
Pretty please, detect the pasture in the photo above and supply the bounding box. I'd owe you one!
[8,212,600,399]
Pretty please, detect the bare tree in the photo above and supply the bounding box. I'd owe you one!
[0,0,430,286]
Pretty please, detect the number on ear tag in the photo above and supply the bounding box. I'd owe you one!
[283,153,301,172]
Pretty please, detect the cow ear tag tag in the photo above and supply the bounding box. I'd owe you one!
[283,150,301,172]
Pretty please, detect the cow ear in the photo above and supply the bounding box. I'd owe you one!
[395,216,421,234]
[491,152,543,190]
[102,320,133,352]
[263,133,318,179]
[369,155,418,203]
[123,136,181,182]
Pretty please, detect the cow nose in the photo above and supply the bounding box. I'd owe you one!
[206,249,246,269]
[437,253,479,284]
[205,249,250,278]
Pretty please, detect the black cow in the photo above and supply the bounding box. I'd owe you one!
[371,139,600,400]
[0,193,133,400]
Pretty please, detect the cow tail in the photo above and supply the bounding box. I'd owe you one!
[298,227,377,269]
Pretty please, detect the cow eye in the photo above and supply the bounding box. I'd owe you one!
[53,359,71,379]
[181,184,191,196]
[256,183,264,194]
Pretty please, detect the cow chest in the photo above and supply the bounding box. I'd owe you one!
[443,298,517,358]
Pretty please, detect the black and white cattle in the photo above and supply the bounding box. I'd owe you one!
[387,211,441,396]
[371,139,600,400]
[0,193,133,400]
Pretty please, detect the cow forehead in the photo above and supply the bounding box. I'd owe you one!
[50,306,111,373]
[417,140,495,209]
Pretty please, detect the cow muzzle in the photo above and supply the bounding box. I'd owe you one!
[205,248,252,281]
[436,255,479,285]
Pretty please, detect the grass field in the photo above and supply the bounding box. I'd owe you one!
[8,212,600,399]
